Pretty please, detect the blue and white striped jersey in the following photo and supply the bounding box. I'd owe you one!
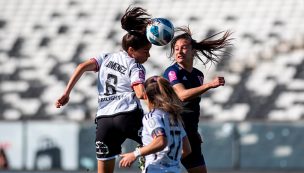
[142,109,188,173]
[91,51,145,117]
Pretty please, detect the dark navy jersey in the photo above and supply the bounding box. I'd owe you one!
[163,63,204,134]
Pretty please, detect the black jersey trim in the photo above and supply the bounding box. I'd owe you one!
[161,117,165,127]
[154,153,157,160]
[136,63,144,70]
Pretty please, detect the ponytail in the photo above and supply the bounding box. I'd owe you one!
[144,76,184,127]
[121,6,152,52]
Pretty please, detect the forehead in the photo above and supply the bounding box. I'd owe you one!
[175,39,190,46]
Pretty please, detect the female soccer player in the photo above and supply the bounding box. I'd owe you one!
[119,76,191,173]
[55,6,153,173]
[163,27,233,173]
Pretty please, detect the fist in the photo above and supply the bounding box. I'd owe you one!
[209,77,225,88]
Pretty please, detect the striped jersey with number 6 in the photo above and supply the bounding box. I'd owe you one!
[142,109,188,173]
[91,51,145,117]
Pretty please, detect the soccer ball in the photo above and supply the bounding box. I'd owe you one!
[146,18,174,46]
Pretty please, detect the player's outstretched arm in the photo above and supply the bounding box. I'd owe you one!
[55,60,96,108]
[173,77,225,102]
[181,138,191,160]
[119,136,168,168]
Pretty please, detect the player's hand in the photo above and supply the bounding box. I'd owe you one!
[209,77,225,88]
[55,93,70,108]
[119,152,137,168]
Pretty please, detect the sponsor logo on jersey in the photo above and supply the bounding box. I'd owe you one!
[106,61,127,75]
[139,70,145,80]
[168,71,177,82]
[182,76,187,80]
[99,95,126,102]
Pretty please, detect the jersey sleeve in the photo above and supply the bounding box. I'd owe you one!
[195,68,205,86]
[163,67,182,86]
[90,53,109,73]
[130,62,146,90]
[181,127,188,141]
[143,114,167,139]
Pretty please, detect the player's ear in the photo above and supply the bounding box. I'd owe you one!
[143,92,147,100]
[128,47,134,57]
[192,49,197,57]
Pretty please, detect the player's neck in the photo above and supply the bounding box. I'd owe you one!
[178,62,193,73]
[148,104,154,111]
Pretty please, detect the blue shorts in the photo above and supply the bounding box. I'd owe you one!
[181,132,206,169]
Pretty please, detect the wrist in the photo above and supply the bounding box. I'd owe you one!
[64,90,71,95]
[207,83,213,89]
[134,148,142,158]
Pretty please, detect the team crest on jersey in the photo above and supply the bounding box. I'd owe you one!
[148,118,156,128]
[168,71,177,82]
[139,70,145,80]
[96,141,109,155]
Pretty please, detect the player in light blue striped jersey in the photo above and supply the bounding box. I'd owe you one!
[119,76,191,173]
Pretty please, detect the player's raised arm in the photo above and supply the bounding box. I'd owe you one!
[55,60,96,108]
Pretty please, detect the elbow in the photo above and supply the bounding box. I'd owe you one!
[178,94,188,102]
[78,63,85,69]
[182,147,192,158]
[158,137,168,150]
[185,147,192,156]
[179,97,187,102]
[76,63,86,72]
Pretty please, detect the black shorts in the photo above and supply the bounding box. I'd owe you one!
[181,132,206,169]
[95,108,143,161]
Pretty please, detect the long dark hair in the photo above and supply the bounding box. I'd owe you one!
[121,6,152,52]
[169,26,234,65]
[144,76,184,127]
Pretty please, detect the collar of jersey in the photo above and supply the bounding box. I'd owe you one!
[174,62,196,74]
[174,62,183,71]
[122,50,133,59]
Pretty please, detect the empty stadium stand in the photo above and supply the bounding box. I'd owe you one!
[0,0,303,121]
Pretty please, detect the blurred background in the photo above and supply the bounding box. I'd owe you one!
[0,0,303,172]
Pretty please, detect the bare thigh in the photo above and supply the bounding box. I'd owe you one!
[98,158,116,173]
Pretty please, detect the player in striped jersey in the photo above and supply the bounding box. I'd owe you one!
[163,27,233,173]
[55,6,154,173]
[119,76,191,173]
